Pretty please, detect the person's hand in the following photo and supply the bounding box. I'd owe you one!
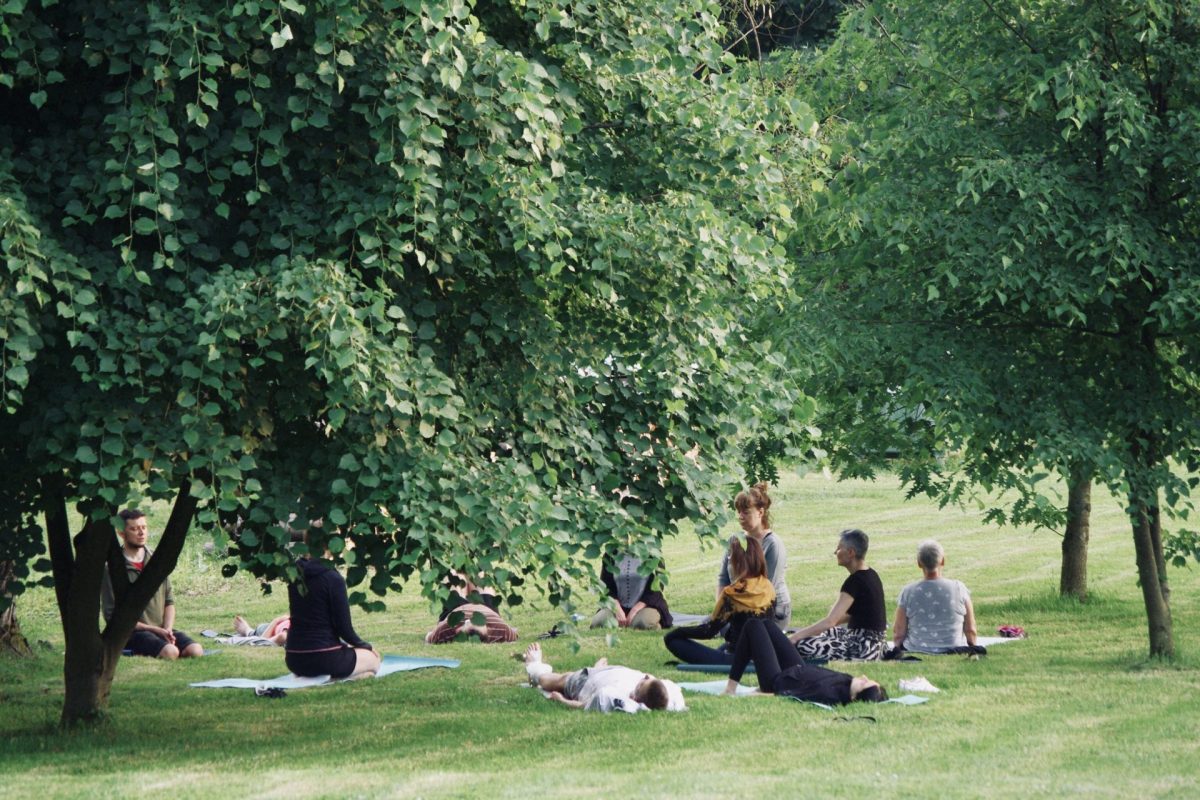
[548,691,566,702]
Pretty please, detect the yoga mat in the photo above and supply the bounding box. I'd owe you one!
[678,680,758,696]
[190,655,459,689]
[678,681,927,707]
[674,663,753,674]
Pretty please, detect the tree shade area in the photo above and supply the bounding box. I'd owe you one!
[788,0,1200,656]
[0,0,819,722]
[3,0,1198,729]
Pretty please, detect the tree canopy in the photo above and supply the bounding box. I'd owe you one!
[788,0,1200,656]
[0,0,819,722]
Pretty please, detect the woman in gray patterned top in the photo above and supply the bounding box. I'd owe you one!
[892,540,978,653]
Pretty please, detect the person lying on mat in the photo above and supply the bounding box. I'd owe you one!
[232,614,291,646]
[663,536,775,665]
[893,540,978,654]
[426,572,518,644]
[789,528,887,662]
[522,642,684,713]
[725,617,888,705]
[285,528,380,680]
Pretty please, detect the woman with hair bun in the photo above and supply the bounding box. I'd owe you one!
[718,483,791,628]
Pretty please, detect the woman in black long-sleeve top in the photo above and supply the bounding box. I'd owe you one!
[286,554,381,679]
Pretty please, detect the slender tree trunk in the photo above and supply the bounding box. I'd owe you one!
[1,561,34,657]
[1128,474,1173,658]
[1059,469,1091,600]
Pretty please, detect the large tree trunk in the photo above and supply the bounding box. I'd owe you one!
[1059,469,1091,600]
[1,561,34,657]
[43,475,200,727]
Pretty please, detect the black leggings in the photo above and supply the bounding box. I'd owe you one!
[729,617,802,692]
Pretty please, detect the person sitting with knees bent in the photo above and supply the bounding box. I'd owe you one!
[790,528,887,662]
[285,529,380,680]
[663,536,775,665]
[591,552,673,631]
[101,509,204,660]
[522,642,684,713]
[893,540,978,654]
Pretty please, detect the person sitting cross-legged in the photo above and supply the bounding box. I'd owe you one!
[101,508,204,660]
[522,642,684,713]
[789,528,887,662]
[893,540,978,654]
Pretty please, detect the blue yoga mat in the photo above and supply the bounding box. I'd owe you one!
[674,663,754,674]
[189,655,460,690]
[678,680,929,707]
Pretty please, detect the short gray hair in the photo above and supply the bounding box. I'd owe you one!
[917,540,944,571]
[839,529,869,559]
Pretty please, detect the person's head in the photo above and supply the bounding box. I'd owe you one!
[836,529,869,567]
[916,539,945,573]
[118,509,148,550]
[633,676,669,710]
[849,676,888,703]
[728,535,767,582]
[734,482,772,534]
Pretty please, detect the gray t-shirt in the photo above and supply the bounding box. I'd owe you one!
[718,531,791,627]
[896,577,970,652]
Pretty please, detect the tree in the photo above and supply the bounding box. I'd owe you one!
[1,0,818,723]
[790,0,1200,656]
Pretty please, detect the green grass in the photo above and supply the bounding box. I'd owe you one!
[3,471,1199,799]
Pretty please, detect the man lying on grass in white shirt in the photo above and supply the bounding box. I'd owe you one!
[522,642,685,713]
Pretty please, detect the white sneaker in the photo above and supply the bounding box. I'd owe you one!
[898,676,940,693]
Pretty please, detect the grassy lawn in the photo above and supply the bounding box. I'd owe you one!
[2,471,1198,799]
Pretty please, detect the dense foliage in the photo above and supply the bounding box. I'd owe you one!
[0,0,819,720]
[789,0,1200,655]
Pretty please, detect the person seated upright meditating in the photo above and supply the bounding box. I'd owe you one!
[591,552,673,631]
[663,536,775,665]
[425,572,518,644]
[790,529,887,662]
[522,642,684,713]
[101,508,204,660]
[723,617,888,705]
[893,540,978,654]
[717,483,791,628]
[285,530,381,680]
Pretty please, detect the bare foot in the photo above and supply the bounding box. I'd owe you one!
[233,615,253,636]
[524,642,543,664]
[594,656,609,668]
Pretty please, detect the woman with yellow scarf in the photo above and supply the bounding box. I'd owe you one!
[663,537,776,665]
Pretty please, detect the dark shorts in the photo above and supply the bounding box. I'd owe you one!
[562,668,590,701]
[286,647,359,679]
[127,629,197,657]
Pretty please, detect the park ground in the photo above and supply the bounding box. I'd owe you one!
[1,470,1198,799]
